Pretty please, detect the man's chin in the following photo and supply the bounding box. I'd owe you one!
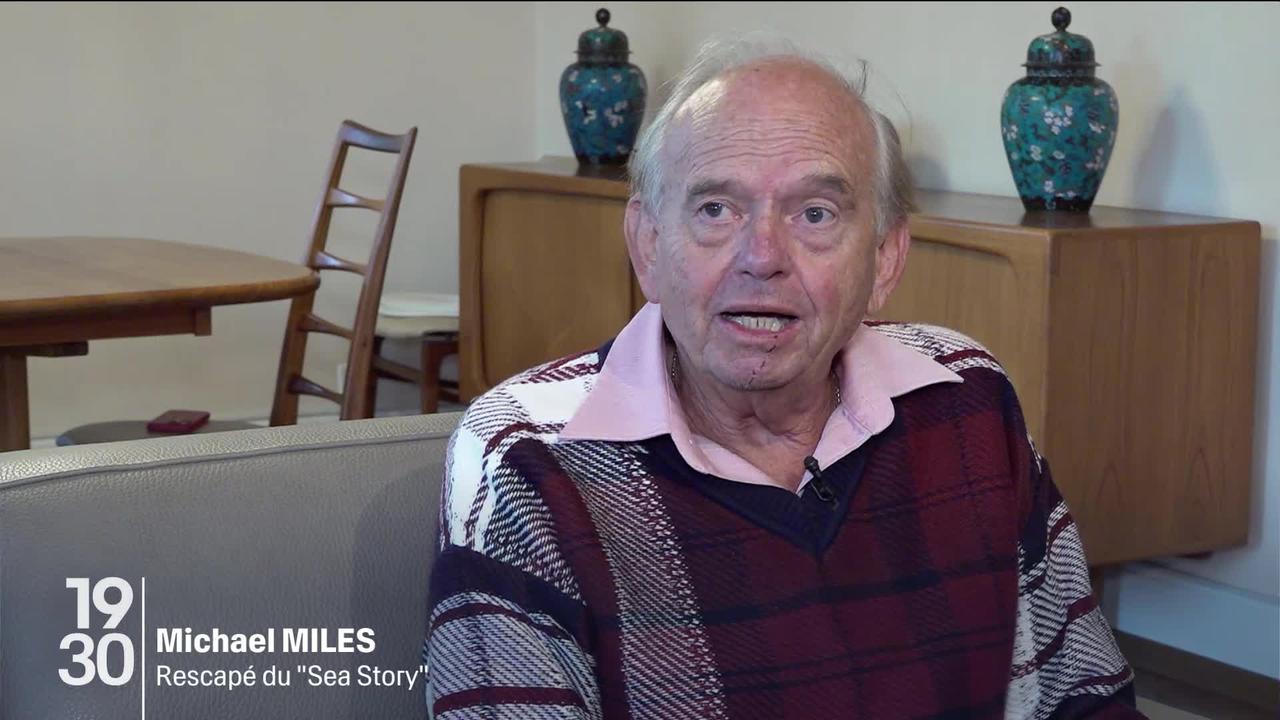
[708,366,799,394]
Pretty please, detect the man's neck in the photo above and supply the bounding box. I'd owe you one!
[672,355,840,489]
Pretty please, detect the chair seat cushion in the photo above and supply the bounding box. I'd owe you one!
[377,291,458,318]
[375,315,460,338]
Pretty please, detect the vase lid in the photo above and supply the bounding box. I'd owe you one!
[576,8,631,63]
[1024,7,1099,76]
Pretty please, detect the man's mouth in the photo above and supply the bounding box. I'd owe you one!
[720,312,797,333]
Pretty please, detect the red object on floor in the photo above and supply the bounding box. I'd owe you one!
[146,410,211,434]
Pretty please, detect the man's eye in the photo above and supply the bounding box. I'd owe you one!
[699,202,726,219]
[803,207,833,224]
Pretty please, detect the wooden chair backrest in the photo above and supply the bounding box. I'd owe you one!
[269,120,417,425]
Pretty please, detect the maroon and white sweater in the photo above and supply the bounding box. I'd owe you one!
[424,322,1142,719]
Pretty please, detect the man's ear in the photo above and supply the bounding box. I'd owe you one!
[866,221,911,316]
[624,196,662,303]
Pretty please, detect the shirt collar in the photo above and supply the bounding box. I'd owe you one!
[559,303,961,447]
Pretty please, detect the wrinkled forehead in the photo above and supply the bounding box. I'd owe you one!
[663,61,876,198]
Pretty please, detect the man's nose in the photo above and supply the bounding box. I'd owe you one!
[735,213,788,280]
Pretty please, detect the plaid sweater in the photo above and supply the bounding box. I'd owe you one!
[425,322,1142,719]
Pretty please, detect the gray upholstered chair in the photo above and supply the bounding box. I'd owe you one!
[0,412,459,719]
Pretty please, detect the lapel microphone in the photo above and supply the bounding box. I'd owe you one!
[803,456,836,504]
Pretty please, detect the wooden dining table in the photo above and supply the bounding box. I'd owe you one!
[0,237,319,451]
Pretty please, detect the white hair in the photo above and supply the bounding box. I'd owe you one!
[628,35,914,238]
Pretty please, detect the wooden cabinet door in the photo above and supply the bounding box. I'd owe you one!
[878,229,1051,442]
[479,190,631,385]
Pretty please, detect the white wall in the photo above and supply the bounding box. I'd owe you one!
[1,1,536,432]
[534,1,1280,677]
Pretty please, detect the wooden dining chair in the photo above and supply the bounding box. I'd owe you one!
[57,120,417,446]
[370,291,461,414]
[269,120,417,425]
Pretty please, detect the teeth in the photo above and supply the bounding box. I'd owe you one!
[726,314,788,332]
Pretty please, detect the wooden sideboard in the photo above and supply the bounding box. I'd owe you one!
[459,156,1261,566]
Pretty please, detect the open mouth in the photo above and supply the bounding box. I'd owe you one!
[720,312,797,333]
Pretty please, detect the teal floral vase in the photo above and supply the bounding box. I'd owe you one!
[559,8,647,165]
[1001,7,1118,211]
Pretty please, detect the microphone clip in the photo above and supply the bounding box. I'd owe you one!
[803,456,836,504]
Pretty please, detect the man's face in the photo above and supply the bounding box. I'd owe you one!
[629,61,903,394]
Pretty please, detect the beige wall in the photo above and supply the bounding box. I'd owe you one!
[535,1,1280,676]
[4,0,1275,677]
[2,1,536,430]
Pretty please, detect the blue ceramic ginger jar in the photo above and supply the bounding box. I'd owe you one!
[1001,7,1118,211]
[559,8,647,165]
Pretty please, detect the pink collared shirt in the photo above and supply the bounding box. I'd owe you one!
[558,303,961,494]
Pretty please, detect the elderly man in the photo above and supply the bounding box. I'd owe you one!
[426,39,1143,719]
